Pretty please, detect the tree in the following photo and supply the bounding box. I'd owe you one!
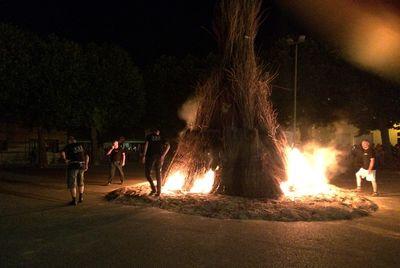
[23,35,87,167]
[266,34,400,163]
[0,24,40,123]
[70,43,145,164]
[143,54,215,137]
[266,37,353,142]
[0,24,145,166]
[347,74,400,163]
[0,24,70,167]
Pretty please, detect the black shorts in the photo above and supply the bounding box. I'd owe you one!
[66,168,85,188]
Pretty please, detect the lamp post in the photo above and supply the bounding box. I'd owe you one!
[287,35,305,147]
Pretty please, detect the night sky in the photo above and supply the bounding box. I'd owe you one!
[0,0,298,65]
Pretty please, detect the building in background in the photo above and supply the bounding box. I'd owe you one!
[0,123,66,165]
[0,123,146,166]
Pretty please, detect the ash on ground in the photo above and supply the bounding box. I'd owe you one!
[106,184,378,221]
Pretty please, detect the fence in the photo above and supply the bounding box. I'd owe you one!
[0,140,145,166]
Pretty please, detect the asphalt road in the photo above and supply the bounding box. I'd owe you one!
[0,165,399,267]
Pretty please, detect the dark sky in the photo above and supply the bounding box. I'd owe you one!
[0,0,297,65]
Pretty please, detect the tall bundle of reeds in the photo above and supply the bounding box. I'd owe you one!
[165,0,287,198]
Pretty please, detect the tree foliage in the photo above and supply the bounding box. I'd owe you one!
[0,24,145,135]
[0,24,145,165]
[143,54,215,137]
[266,36,400,143]
[0,23,40,123]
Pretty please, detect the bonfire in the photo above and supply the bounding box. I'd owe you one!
[164,0,286,198]
[162,0,336,200]
[107,0,378,221]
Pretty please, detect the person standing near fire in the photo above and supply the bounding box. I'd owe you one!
[60,136,89,206]
[106,140,126,185]
[355,139,378,196]
[141,128,170,196]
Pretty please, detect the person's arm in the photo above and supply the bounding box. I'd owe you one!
[106,145,114,156]
[141,141,148,164]
[121,152,126,166]
[368,148,376,172]
[161,142,170,160]
[84,154,90,171]
[60,151,68,164]
[368,158,375,172]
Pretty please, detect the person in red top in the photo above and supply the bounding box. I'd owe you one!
[106,140,126,185]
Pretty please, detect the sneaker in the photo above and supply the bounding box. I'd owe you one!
[106,181,111,186]
[69,198,77,206]
[155,192,161,197]
[372,192,379,197]
[120,180,124,185]
[355,187,361,192]
[78,194,83,203]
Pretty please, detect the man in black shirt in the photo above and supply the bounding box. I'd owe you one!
[60,136,90,206]
[106,140,126,185]
[141,129,170,196]
[355,139,378,196]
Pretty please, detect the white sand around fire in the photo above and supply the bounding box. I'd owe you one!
[106,183,378,221]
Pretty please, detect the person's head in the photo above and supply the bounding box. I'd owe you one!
[112,140,119,148]
[67,136,76,144]
[152,128,160,135]
[361,139,370,150]
[118,136,125,144]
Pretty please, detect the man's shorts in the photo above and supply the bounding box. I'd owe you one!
[66,168,85,188]
[356,168,376,182]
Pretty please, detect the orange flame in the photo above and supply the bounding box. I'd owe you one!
[164,145,338,199]
[281,146,337,199]
[163,171,186,192]
[190,169,215,194]
[163,169,216,194]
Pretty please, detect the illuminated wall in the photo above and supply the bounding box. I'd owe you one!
[371,129,400,146]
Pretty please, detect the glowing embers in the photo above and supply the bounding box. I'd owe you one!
[163,169,216,194]
[281,146,338,199]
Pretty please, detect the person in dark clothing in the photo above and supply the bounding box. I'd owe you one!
[355,139,378,196]
[141,129,170,196]
[60,136,89,206]
[106,140,126,185]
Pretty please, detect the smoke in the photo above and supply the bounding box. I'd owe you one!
[297,120,360,179]
[178,97,200,129]
[308,142,347,180]
[328,121,359,149]
[326,121,363,177]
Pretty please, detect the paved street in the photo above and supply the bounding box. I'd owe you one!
[0,165,399,267]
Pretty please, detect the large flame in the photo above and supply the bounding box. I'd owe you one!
[163,145,338,198]
[190,169,215,194]
[163,169,216,194]
[163,171,186,192]
[281,146,337,199]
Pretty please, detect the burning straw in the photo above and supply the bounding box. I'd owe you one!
[107,0,379,221]
[165,0,286,198]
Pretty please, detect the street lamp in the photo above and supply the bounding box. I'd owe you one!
[287,35,306,147]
